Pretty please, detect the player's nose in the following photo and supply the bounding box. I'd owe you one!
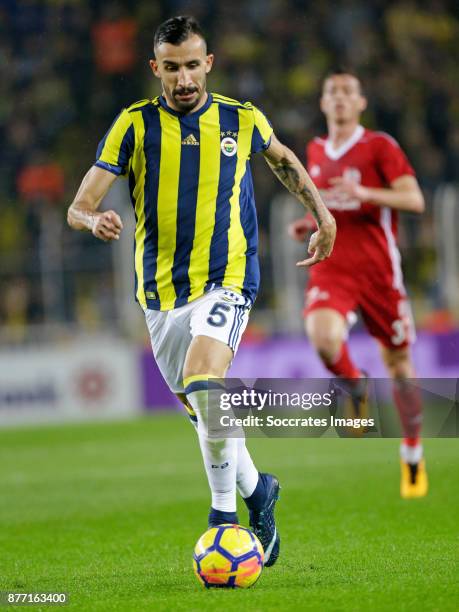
[177,67,192,88]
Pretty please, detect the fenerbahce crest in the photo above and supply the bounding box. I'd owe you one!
[221,133,238,157]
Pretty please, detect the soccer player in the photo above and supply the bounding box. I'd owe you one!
[288,71,428,498]
[67,16,336,565]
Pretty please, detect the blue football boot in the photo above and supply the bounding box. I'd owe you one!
[248,473,280,567]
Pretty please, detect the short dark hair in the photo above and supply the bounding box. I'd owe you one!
[323,68,364,95]
[153,16,206,51]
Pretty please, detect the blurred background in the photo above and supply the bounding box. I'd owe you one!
[1,0,458,424]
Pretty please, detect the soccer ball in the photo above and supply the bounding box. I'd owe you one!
[193,523,264,588]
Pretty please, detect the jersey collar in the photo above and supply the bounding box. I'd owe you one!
[158,92,213,118]
[324,125,365,160]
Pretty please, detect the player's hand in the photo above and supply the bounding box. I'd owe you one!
[296,219,336,267]
[287,216,315,242]
[328,176,368,201]
[91,210,123,242]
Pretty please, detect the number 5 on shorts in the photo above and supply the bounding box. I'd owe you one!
[207,302,231,327]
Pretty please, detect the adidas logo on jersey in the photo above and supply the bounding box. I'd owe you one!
[181,133,199,146]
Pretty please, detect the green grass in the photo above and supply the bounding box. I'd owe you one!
[0,415,457,611]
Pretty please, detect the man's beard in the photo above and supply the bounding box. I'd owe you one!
[172,86,201,112]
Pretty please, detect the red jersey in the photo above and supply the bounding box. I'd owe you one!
[307,126,415,291]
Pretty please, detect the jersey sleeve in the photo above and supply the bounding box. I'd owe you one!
[375,133,415,184]
[95,109,135,176]
[251,106,273,153]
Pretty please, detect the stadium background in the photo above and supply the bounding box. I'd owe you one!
[1,0,458,423]
[1,2,458,610]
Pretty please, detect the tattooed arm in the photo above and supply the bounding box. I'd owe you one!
[263,133,336,266]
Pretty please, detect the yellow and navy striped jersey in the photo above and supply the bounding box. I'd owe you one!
[95,93,273,311]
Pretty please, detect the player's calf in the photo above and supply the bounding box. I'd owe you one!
[381,347,427,497]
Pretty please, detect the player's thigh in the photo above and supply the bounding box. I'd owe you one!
[144,308,192,394]
[360,285,416,351]
[184,288,251,378]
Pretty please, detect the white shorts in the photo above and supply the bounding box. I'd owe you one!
[144,288,251,394]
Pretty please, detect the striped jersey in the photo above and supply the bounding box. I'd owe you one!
[95,93,273,310]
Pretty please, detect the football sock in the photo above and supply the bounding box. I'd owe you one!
[185,376,238,513]
[325,342,361,380]
[183,393,259,503]
[182,397,199,429]
[393,379,423,461]
[400,441,423,464]
[208,508,238,526]
[236,438,259,499]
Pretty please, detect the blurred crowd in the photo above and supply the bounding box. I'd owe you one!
[1,0,458,339]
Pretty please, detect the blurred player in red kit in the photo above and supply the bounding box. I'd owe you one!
[289,71,428,498]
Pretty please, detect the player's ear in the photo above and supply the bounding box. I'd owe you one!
[319,95,327,114]
[149,59,161,78]
[359,96,368,113]
[205,53,214,74]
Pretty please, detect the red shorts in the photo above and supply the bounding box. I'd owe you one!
[303,270,416,349]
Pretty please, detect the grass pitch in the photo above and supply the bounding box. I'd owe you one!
[0,414,457,611]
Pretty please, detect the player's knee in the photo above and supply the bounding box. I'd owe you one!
[306,312,346,364]
[183,336,233,381]
[308,329,343,363]
[182,359,224,381]
[383,347,414,379]
[388,360,413,379]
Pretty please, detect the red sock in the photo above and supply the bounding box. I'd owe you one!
[393,380,422,444]
[325,343,361,379]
